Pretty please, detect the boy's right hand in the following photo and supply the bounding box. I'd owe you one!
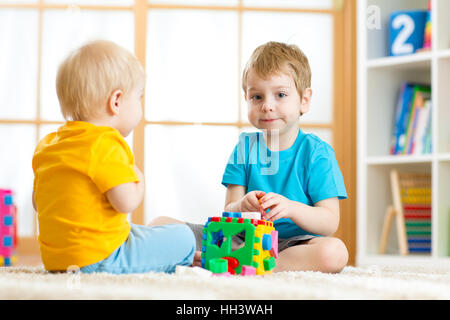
[240,191,265,214]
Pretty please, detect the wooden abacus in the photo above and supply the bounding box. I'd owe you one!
[379,170,432,255]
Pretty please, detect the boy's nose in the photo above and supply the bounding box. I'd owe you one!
[261,102,274,112]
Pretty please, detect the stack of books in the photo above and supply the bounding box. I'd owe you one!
[390,83,432,155]
[401,177,432,254]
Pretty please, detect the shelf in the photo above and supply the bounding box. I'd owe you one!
[357,254,450,268]
[437,49,450,59]
[366,155,433,165]
[367,52,432,70]
[358,0,450,267]
[365,153,450,165]
[438,153,450,161]
[367,49,450,67]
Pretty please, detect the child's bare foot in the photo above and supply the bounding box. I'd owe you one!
[191,251,202,267]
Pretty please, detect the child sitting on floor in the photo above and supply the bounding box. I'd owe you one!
[150,41,348,273]
[32,40,195,274]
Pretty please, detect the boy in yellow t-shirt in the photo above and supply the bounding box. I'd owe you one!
[32,40,195,273]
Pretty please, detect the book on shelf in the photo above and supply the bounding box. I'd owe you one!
[390,83,432,156]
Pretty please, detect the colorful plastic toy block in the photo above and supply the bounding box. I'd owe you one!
[423,1,432,50]
[0,189,18,266]
[201,212,278,276]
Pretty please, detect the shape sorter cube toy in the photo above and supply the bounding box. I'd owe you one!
[201,212,278,276]
[0,189,18,266]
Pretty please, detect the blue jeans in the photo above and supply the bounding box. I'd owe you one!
[80,223,196,274]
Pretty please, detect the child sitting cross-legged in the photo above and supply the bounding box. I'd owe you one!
[150,41,349,274]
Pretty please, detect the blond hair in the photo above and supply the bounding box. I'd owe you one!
[242,41,311,99]
[56,40,145,121]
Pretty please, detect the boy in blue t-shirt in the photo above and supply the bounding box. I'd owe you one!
[150,41,349,273]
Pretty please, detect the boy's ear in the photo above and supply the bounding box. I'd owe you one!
[300,88,312,116]
[108,89,123,116]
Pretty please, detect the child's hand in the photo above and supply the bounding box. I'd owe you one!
[240,191,265,214]
[259,193,295,221]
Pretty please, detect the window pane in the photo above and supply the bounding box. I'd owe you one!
[146,10,239,123]
[243,0,333,9]
[0,9,38,120]
[241,12,334,125]
[149,0,238,5]
[144,125,239,224]
[39,124,61,140]
[44,0,132,5]
[302,128,333,147]
[0,1,38,3]
[0,125,36,237]
[125,131,134,153]
[41,9,134,121]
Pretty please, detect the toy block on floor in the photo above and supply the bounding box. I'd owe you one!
[201,212,278,276]
[0,189,18,267]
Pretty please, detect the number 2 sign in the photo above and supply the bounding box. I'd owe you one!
[389,10,428,57]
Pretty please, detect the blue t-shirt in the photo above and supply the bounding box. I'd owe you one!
[222,129,347,239]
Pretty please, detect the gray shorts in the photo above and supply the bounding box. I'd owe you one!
[186,222,316,253]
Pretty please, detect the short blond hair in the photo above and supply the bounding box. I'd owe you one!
[56,40,145,121]
[242,41,311,99]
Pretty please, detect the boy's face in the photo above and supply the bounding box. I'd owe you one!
[245,69,311,137]
[117,80,145,137]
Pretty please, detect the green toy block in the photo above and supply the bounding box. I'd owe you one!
[209,258,228,274]
[203,220,257,274]
[263,257,276,271]
[202,213,278,275]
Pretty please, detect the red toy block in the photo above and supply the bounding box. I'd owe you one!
[222,256,239,274]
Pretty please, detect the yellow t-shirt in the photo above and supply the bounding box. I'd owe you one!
[32,121,139,271]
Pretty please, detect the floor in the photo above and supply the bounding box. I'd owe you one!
[2,264,450,299]
[15,255,43,267]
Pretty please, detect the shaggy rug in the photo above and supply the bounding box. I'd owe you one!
[0,264,449,300]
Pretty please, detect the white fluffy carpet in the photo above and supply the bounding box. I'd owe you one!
[1,265,449,300]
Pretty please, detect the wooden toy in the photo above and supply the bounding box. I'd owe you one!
[379,171,432,255]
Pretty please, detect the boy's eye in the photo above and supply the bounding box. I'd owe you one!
[277,92,287,98]
[251,95,262,100]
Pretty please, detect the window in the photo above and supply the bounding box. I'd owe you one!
[0,0,352,253]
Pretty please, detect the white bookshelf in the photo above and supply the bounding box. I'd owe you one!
[357,0,450,267]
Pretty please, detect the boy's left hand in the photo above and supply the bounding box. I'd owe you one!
[259,193,295,221]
